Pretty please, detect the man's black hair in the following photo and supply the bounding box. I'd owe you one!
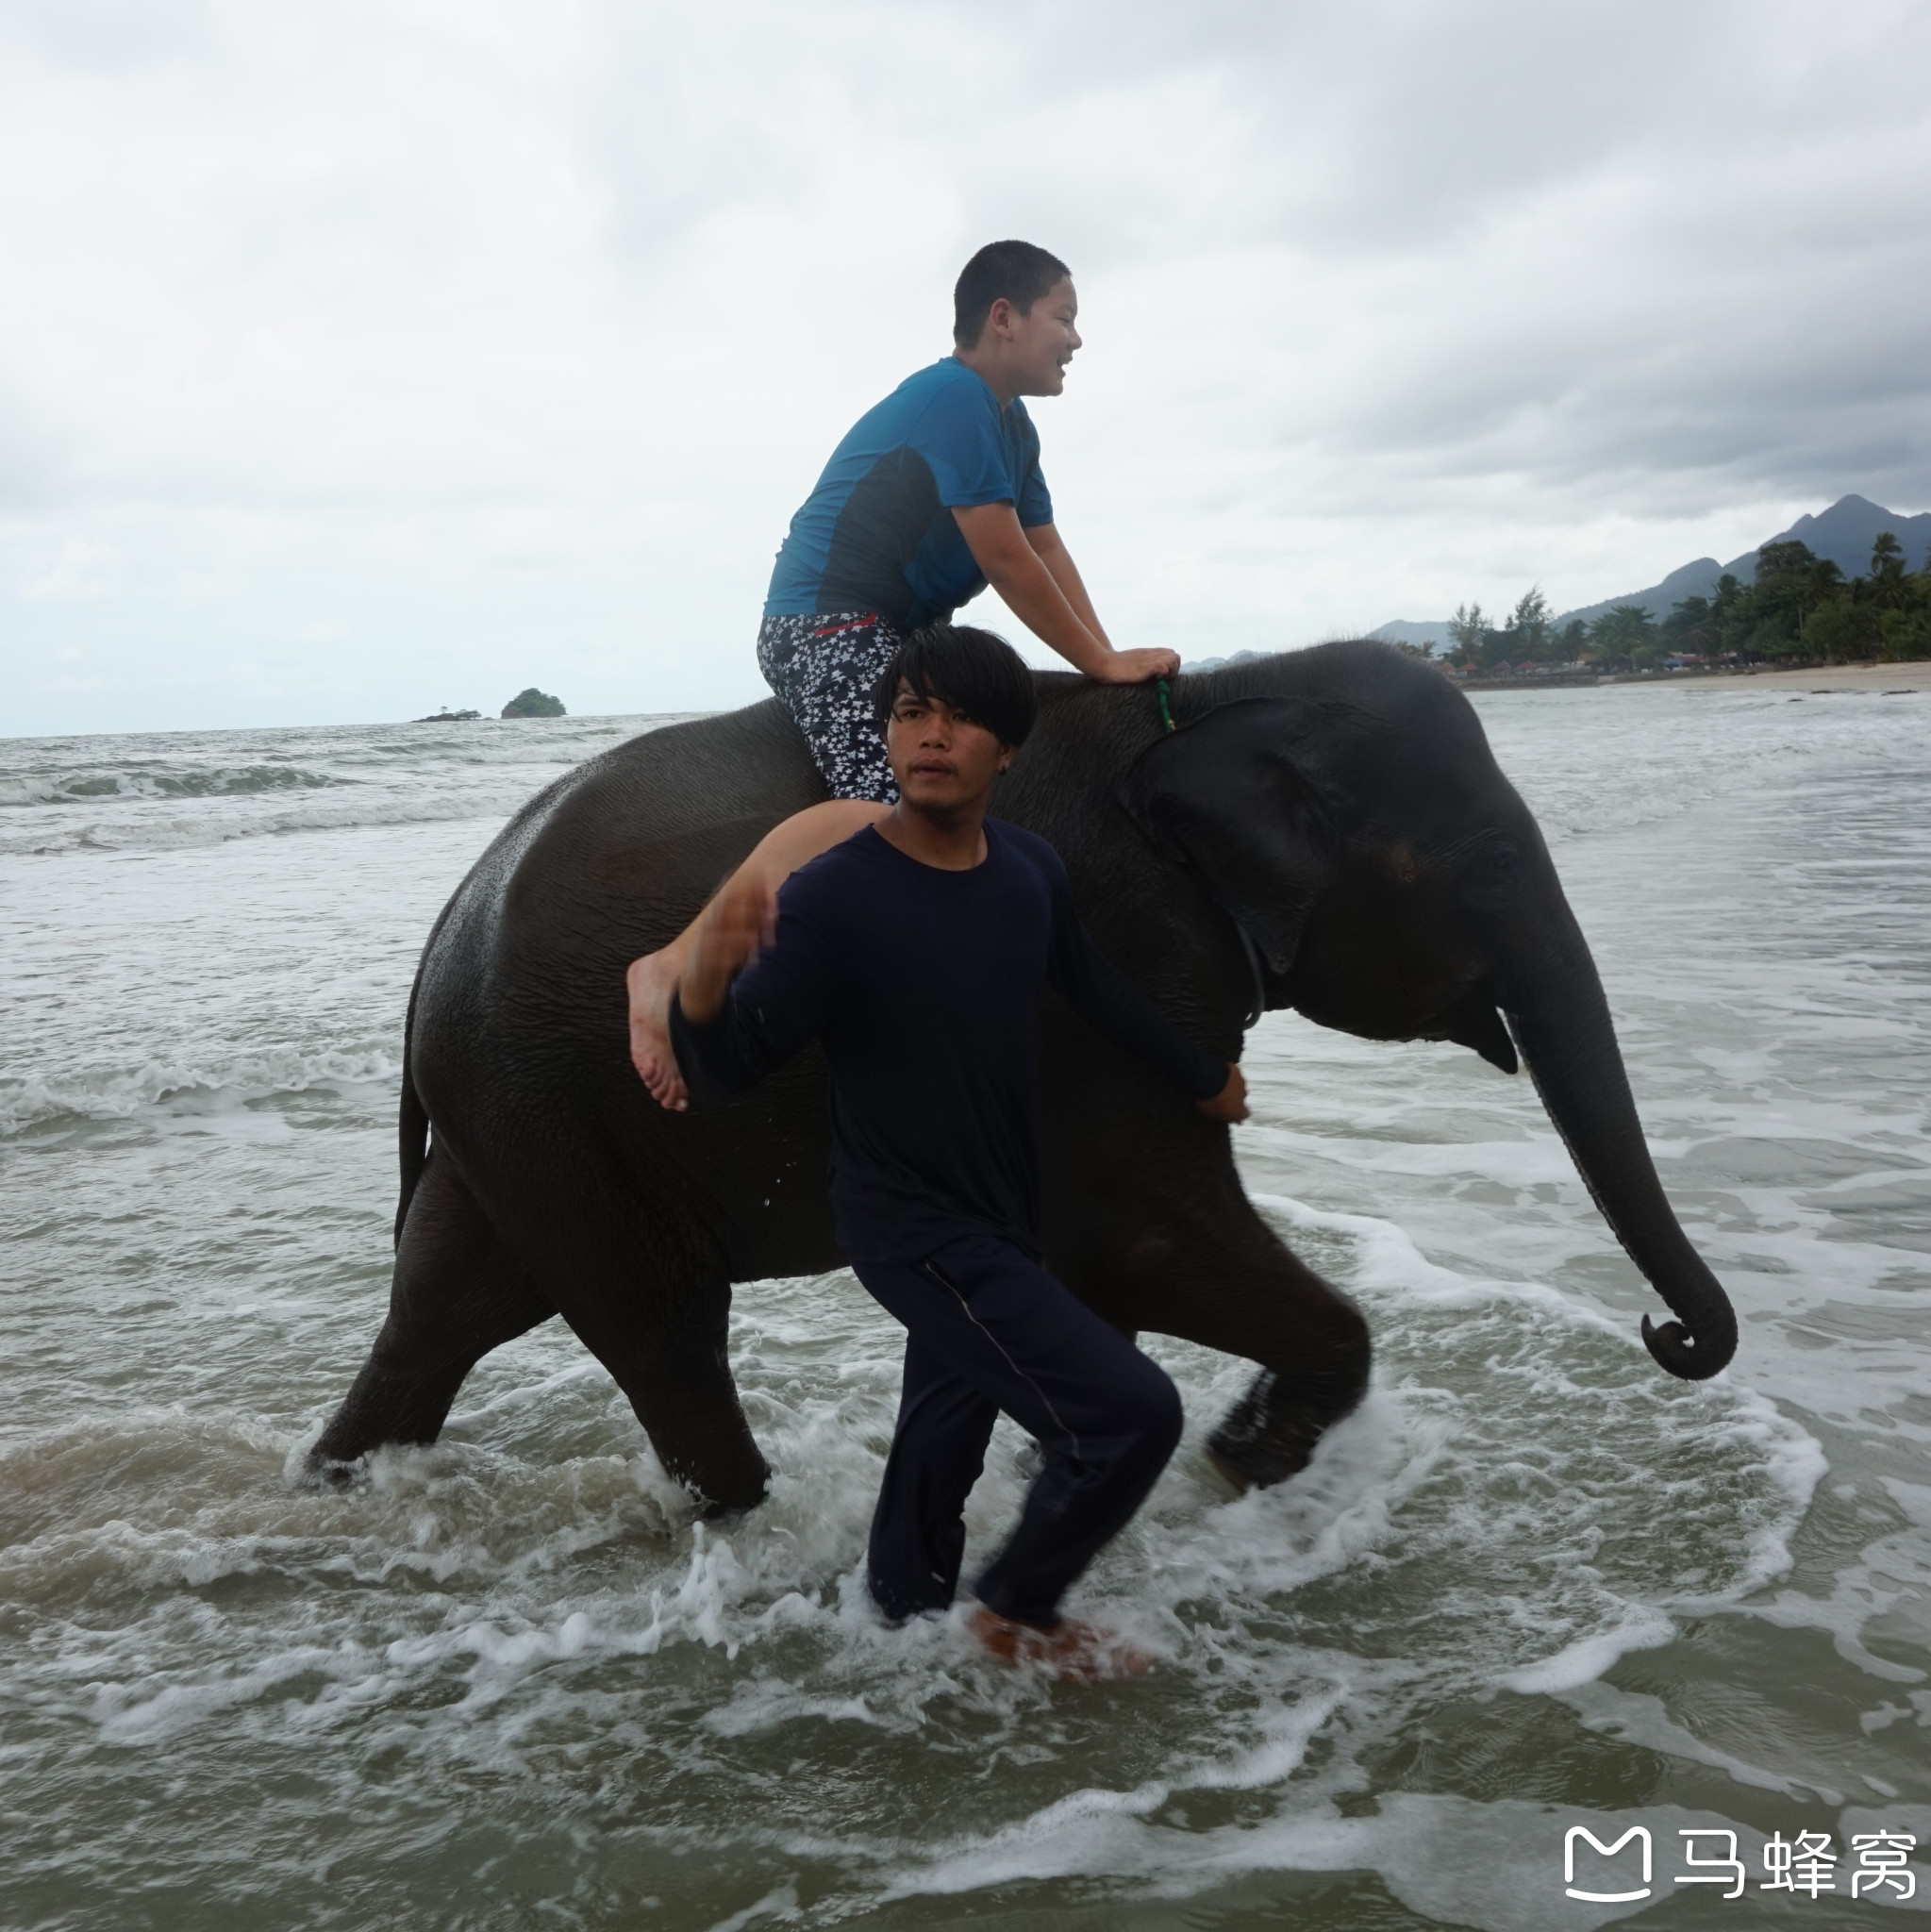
[953,241,1072,347]
[872,624,1039,750]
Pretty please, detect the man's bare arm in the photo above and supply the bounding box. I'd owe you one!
[677,874,779,1024]
[953,504,1177,683]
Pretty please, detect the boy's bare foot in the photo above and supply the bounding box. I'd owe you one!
[966,1604,1153,1683]
[626,949,689,1110]
[623,800,885,1115]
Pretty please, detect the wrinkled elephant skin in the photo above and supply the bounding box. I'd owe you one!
[314,641,1736,1510]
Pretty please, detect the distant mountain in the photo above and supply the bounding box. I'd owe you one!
[1369,619,1457,651]
[1555,555,1734,630]
[1557,495,1931,627]
[1373,494,1931,643]
[1181,649,1272,674]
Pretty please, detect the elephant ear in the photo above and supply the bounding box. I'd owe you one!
[1117,697,1339,976]
[1432,984,1520,1074]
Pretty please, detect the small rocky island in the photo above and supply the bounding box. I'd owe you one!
[501,688,566,718]
[414,708,481,722]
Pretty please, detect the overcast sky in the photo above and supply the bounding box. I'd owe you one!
[4,0,1929,735]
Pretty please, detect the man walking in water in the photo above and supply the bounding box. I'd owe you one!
[670,625,1247,1679]
[628,240,1177,1108]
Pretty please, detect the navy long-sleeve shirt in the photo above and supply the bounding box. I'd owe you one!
[670,819,1227,1265]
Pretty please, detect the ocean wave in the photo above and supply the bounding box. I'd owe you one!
[0,1200,1860,1926]
[874,1790,1790,1930]
[4,1209,1813,1715]
[3,684,1922,1924]
[0,763,351,808]
[0,1043,405,1136]
[0,712,676,857]
[0,791,537,856]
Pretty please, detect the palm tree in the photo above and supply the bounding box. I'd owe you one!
[1586,604,1659,670]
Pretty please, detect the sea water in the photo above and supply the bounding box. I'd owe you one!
[2,687,1927,1930]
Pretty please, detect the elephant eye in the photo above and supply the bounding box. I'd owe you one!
[1459,843,1521,908]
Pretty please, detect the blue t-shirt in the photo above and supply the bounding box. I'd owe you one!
[764,358,1055,629]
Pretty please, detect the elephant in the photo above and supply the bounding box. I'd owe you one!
[313,639,1737,1507]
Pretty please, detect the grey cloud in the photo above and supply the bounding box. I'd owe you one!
[562,0,1931,508]
[4,0,1929,733]
[0,0,213,68]
[0,375,70,507]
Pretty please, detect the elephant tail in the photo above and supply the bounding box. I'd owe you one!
[394,972,430,1250]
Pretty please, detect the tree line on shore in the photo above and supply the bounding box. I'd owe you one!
[1440,532,1931,674]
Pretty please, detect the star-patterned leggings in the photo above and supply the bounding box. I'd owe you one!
[757,611,906,804]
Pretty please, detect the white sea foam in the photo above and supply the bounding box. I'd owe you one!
[0,711,667,854]
[2,689,1926,1927]
[869,1793,1837,1931]
[0,1043,405,1135]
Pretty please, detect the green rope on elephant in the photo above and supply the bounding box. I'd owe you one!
[1151,672,1266,1028]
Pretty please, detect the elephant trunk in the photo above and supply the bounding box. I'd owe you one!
[1506,957,1738,1381]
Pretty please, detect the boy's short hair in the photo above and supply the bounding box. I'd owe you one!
[873,624,1039,750]
[953,241,1072,347]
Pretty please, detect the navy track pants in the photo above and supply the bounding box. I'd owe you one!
[852,1233,1184,1628]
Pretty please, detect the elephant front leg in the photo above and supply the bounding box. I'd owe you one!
[1087,1207,1373,1492]
[1204,1369,1352,1491]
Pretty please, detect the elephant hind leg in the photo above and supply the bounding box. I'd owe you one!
[312,1148,552,1471]
[556,1272,773,1518]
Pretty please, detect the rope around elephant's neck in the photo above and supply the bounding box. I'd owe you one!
[1152,674,1266,1029]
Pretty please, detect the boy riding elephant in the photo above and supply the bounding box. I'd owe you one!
[628,240,1176,1107]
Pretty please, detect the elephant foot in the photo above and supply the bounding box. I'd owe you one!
[298,1442,370,1491]
[680,1451,773,1521]
[692,1484,770,1524]
[1207,1372,1352,1491]
[1204,1442,1254,1495]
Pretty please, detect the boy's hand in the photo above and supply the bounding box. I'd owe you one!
[678,875,778,1024]
[1197,1062,1249,1124]
[1089,646,1180,684]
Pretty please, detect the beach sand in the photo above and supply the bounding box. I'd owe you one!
[1674,659,1931,692]
[1448,660,1931,696]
